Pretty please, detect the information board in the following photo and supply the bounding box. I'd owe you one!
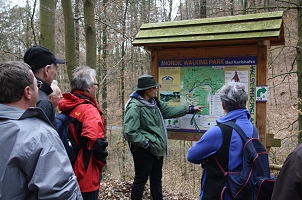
[158,56,257,132]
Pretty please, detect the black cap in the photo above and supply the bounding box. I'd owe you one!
[24,45,65,70]
[135,75,160,91]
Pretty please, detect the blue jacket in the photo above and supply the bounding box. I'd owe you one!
[187,109,256,200]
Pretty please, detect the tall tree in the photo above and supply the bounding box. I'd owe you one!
[121,0,129,181]
[168,0,173,21]
[200,0,206,18]
[298,0,302,143]
[74,0,80,66]
[100,0,108,116]
[61,0,76,80]
[84,0,96,69]
[40,0,57,51]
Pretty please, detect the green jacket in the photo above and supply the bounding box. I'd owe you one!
[123,98,189,157]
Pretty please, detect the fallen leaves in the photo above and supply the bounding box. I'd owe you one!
[98,180,195,200]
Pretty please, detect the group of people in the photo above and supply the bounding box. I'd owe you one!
[0,46,107,200]
[0,45,300,200]
[123,76,302,200]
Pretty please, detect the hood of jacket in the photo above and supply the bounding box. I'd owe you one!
[0,104,53,126]
[59,90,103,114]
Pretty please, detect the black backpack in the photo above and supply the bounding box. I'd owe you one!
[216,121,276,200]
[55,112,83,164]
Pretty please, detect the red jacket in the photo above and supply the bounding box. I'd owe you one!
[58,90,108,192]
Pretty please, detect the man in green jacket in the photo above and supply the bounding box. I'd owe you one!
[123,74,201,200]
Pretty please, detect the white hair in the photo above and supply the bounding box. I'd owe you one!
[50,80,60,96]
[218,82,248,112]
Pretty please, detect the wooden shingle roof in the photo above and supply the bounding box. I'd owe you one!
[133,11,285,50]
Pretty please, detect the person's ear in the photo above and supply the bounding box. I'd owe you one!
[222,102,226,110]
[23,86,31,100]
[43,65,51,76]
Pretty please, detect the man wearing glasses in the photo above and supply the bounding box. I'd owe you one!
[23,45,65,128]
[58,66,108,200]
[0,61,82,199]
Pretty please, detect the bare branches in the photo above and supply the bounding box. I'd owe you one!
[268,71,296,80]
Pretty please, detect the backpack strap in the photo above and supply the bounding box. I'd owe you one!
[203,123,232,199]
[219,121,258,142]
[214,121,254,198]
[215,121,258,173]
[65,102,91,168]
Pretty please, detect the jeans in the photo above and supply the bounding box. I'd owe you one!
[81,189,99,200]
[131,147,164,200]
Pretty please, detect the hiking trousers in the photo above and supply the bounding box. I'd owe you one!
[81,189,99,200]
[131,147,164,200]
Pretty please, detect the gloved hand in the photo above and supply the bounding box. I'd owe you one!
[189,105,202,114]
[144,139,150,149]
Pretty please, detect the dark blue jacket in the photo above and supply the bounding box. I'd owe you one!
[36,77,56,128]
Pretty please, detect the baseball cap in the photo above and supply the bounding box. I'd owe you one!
[24,45,66,70]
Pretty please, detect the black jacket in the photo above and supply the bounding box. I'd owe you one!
[271,144,302,200]
[36,77,56,128]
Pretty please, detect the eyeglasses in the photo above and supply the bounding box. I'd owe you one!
[37,80,43,89]
[93,83,99,87]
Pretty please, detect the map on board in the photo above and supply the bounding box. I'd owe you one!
[180,66,224,115]
[158,56,257,132]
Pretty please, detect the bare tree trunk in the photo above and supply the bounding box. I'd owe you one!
[168,0,172,21]
[75,0,80,66]
[121,0,129,181]
[297,2,302,143]
[100,0,108,132]
[200,0,206,18]
[230,0,234,15]
[162,0,167,20]
[242,0,248,14]
[40,0,57,51]
[194,0,199,18]
[266,0,271,12]
[185,0,189,19]
[84,0,96,69]
[61,0,76,81]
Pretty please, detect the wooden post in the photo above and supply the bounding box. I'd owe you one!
[257,40,269,149]
[151,51,158,82]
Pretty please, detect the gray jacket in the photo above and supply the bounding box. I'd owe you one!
[0,104,82,200]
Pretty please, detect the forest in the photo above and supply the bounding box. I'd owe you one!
[0,0,300,198]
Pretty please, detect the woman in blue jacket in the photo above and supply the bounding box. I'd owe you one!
[187,82,257,200]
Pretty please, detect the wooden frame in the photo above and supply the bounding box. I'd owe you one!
[133,12,284,150]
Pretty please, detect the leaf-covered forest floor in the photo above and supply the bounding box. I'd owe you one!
[98,180,195,200]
